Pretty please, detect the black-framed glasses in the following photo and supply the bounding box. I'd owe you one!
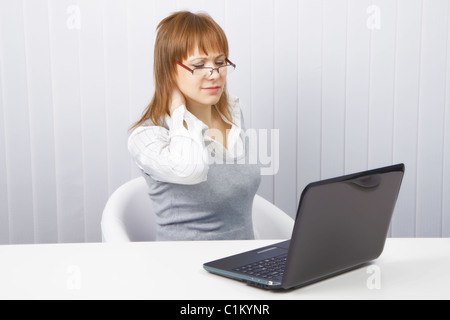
[175,59,236,78]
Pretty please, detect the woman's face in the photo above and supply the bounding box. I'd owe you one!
[176,47,227,108]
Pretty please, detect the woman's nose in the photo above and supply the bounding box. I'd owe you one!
[207,68,221,79]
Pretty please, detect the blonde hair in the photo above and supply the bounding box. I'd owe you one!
[130,11,232,131]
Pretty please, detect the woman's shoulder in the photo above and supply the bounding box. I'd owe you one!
[128,118,170,146]
[130,114,170,134]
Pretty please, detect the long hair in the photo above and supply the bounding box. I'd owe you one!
[129,11,232,131]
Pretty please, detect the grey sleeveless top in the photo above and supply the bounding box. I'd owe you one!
[142,128,261,241]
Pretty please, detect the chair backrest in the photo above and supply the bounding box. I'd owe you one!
[101,177,294,242]
[252,193,295,240]
[101,178,156,242]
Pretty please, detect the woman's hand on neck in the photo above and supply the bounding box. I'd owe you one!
[169,87,187,116]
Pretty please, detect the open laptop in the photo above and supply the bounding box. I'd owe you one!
[204,163,405,290]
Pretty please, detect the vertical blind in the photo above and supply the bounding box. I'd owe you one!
[0,0,449,244]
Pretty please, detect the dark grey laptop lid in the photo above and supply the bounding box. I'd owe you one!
[282,164,405,289]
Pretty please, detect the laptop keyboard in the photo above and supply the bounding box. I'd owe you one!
[233,255,287,281]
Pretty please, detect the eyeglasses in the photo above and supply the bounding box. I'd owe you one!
[175,59,236,78]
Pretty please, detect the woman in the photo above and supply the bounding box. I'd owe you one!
[128,11,261,241]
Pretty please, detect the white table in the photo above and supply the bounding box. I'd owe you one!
[0,238,449,300]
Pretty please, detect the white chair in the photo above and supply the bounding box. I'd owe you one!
[101,177,294,242]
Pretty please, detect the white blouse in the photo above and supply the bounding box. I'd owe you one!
[128,95,245,185]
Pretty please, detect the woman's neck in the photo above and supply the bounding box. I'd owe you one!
[186,100,213,128]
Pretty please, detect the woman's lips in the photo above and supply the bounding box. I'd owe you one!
[202,86,221,92]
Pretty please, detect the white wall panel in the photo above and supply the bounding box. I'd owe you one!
[297,0,323,195]
[444,32,450,236]
[177,0,204,14]
[250,0,275,202]
[345,0,371,175]
[321,0,347,179]
[103,0,133,195]
[0,28,9,244]
[226,0,252,126]
[444,1,450,237]
[48,0,85,243]
[23,0,58,243]
[391,0,422,237]
[367,0,396,170]
[0,0,34,244]
[79,0,109,242]
[416,0,449,237]
[274,0,298,217]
